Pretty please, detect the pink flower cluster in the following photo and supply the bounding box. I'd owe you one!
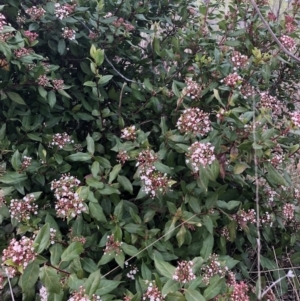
[285,15,297,33]
[2,237,37,277]
[240,83,256,99]
[231,51,249,69]
[24,31,39,43]
[258,92,282,117]
[184,77,202,100]
[186,142,216,172]
[113,18,135,31]
[232,209,256,231]
[52,79,65,90]
[103,234,122,255]
[51,174,86,219]
[121,125,137,141]
[282,203,295,221]
[25,6,46,20]
[38,75,49,87]
[68,286,101,301]
[8,194,38,222]
[143,282,164,301]
[280,35,296,51]
[14,48,33,58]
[230,281,250,301]
[290,111,300,127]
[51,133,74,148]
[202,254,228,284]
[62,27,76,40]
[172,260,196,283]
[22,156,32,169]
[136,149,171,198]
[39,286,48,301]
[176,108,211,136]
[54,3,76,20]
[221,73,243,87]
[117,150,130,164]
[0,13,7,31]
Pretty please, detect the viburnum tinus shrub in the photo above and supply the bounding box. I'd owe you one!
[1,0,300,300]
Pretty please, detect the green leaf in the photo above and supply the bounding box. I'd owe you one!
[58,39,66,55]
[89,202,107,223]
[98,75,113,85]
[154,162,173,174]
[20,262,40,292]
[7,92,26,105]
[115,250,125,268]
[98,252,115,265]
[109,164,122,183]
[117,175,133,194]
[40,266,61,294]
[121,243,138,256]
[50,244,63,266]
[48,91,56,108]
[217,200,241,211]
[265,162,287,186]
[86,134,95,155]
[66,152,92,162]
[84,81,96,87]
[185,289,205,301]
[203,276,224,299]
[83,270,101,297]
[91,161,100,178]
[0,172,27,184]
[176,225,186,247]
[95,156,111,168]
[154,255,175,279]
[162,279,181,297]
[95,279,122,295]
[34,223,50,254]
[11,150,21,171]
[200,234,214,260]
[233,162,249,174]
[61,242,84,262]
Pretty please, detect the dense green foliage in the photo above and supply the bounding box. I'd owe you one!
[1,0,300,300]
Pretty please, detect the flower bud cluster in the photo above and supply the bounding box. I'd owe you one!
[117,150,130,164]
[282,203,295,221]
[136,149,172,198]
[143,282,164,301]
[14,48,33,58]
[39,286,48,301]
[1,237,37,277]
[51,133,74,148]
[221,73,243,88]
[50,228,57,244]
[51,174,86,219]
[54,3,76,20]
[125,262,139,280]
[270,153,283,166]
[37,75,49,87]
[103,234,123,255]
[280,35,296,51]
[121,125,136,141]
[0,13,7,31]
[290,111,300,127]
[220,227,230,241]
[25,7,46,20]
[267,12,277,21]
[231,51,249,69]
[62,27,76,40]
[202,254,228,284]
[261,212,272,226]
[240,83,256,99]
[113,18,135,31]
[232,209,256,230]
[72,236,86,245]
[68,286,101,301]
[52,79,65,90]
[22,156,32,169]
[172,260,196,283]
[186,142,215,172]
[230,281,250,301]
[184,77,202,99]
[176,108,211,136]
[285,15,296,33]
[24,31,38,43]
[8,194,38,222]
[258,92,282,117]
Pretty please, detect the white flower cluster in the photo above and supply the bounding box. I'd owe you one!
[172,260,196,283]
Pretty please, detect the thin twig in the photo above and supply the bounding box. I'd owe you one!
[6,273,16,301]
[118,83,126,122]
[249,0,300,63]
[252,94,262,300]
